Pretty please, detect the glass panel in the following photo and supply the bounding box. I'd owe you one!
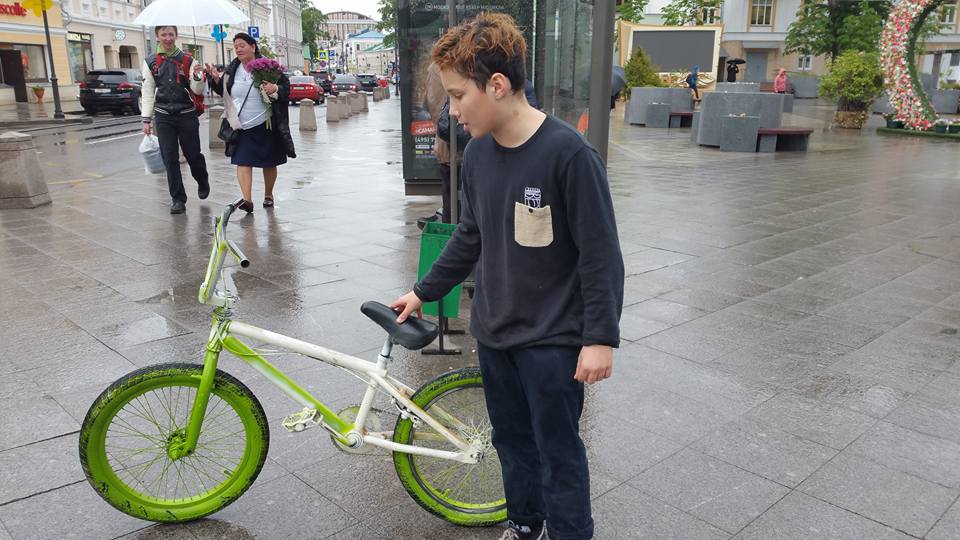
[540,0,593,134]
[85,72,127,84]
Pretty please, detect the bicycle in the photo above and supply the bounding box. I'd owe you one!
[78,200,505,526]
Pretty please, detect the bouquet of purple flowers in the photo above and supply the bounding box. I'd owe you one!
[248,57,285,129]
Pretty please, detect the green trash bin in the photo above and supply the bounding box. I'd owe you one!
[418,221,462,318]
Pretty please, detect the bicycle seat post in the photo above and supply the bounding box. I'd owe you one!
[378,339,393,365]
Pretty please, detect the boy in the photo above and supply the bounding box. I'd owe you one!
[390,13,624,540]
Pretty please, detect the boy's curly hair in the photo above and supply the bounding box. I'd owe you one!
[431,12,527,94]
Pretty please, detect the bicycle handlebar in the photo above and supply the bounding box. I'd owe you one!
[226,239,250,268]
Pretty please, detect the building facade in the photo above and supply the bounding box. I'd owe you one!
[356,42,394,75]
[0,0,284,105]
[633,0,960,83]
[263,0,302,70]
[320,10,376,41]
[345,29,383,72]
[0,1,74,104]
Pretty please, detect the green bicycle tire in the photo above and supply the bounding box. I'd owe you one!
[392,367,507,527]
[79,362,269,523]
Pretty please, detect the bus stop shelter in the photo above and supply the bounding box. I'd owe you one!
[397,0,615,197]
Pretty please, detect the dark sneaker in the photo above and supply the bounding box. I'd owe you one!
[498,521,545,540]
[198,180,210,200]
[170,201,186,214]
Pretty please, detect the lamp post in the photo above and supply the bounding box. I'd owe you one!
[40,7,64,119]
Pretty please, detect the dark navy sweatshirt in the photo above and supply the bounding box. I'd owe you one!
[414,115,625,350]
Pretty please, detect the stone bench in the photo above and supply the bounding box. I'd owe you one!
[714,82,761,93]
[757,127,813,152]
[669,111,694,128]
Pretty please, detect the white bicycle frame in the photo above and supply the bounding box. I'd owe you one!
[221,320,480,465]
[195,202,481,466]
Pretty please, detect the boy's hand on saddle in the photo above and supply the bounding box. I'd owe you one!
[390,291,423,323]
[575,345,613,384]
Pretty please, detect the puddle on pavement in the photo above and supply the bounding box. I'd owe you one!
[139,288,178,305]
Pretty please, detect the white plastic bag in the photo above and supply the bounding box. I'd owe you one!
[139,135,165,174]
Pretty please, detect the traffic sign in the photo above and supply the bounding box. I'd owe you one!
[211,25,227,43]
[248,26,260,39]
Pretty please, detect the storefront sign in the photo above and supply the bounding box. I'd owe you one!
[0,2,28,16]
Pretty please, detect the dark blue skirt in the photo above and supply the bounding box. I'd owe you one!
[231,121,288,168]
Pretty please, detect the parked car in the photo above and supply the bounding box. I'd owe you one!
[356,74,379,93]
[79,69,143,115]
[289,75,324,105]
[332,74,360,93]
[310,70,336,95]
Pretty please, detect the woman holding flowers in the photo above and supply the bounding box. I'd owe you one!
[207,33,296,212]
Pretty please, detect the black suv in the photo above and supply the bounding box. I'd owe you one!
[79,69,143,115]
[310,70,336,95]
[356,74,379,93]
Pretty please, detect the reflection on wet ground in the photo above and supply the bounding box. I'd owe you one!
[2,98,960,538]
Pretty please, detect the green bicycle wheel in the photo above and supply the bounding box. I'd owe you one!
[79,362,269,523]
[392,368,507,527]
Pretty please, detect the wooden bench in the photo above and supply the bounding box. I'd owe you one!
[757,127,813,152]
[669,110,694,128]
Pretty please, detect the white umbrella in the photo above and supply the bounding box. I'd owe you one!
[134,0,248,27]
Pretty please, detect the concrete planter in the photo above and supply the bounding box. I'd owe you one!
[625,87,694,125]
[695,92,784,147]
[791,76,820,99]
[714,82,760,93]
[929,90,960,114]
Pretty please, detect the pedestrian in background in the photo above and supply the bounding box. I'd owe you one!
[141,25,209,215]
[774,68,790,94]
[207,33,296,213]
[687,65,700,100]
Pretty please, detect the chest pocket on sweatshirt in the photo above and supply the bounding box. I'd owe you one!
[514,202,554,248]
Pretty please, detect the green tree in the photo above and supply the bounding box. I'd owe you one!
[258,36,277,59]
[624,46,663,96]
[784,0,892,62]
[617,0,649,23]
[819,50,884,111]
[301,6,328,60]
[376,0,398,49]
[661,0,723,26]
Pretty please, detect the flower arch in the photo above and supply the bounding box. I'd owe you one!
[881,0,946,130]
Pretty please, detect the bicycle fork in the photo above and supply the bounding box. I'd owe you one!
[167,318,223,460]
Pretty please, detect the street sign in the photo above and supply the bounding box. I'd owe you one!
[317,49,328,61]
[248,26,260,39]
[211,25,227,43]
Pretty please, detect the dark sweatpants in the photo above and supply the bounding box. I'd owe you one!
[155,111,208,204]
[478,343,593,540]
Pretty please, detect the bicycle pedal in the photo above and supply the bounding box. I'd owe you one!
[282,408,321,433]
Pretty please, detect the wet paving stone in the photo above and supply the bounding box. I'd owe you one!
[4,99,960,538]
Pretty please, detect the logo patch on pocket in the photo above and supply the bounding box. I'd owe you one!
[524,187,542,208]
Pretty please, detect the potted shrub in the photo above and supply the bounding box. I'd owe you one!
[882,113,904,129]
[934,118,949,133]
[819,51,884,129]
[623,46,664,99]
[32,85,45,103]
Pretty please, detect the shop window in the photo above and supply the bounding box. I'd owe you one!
[1,44,48,82]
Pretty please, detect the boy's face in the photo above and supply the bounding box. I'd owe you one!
[440,68,508,139]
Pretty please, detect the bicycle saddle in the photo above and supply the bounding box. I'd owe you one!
[361,301,439,351]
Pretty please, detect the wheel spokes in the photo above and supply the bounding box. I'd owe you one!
[105,386,247,502]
